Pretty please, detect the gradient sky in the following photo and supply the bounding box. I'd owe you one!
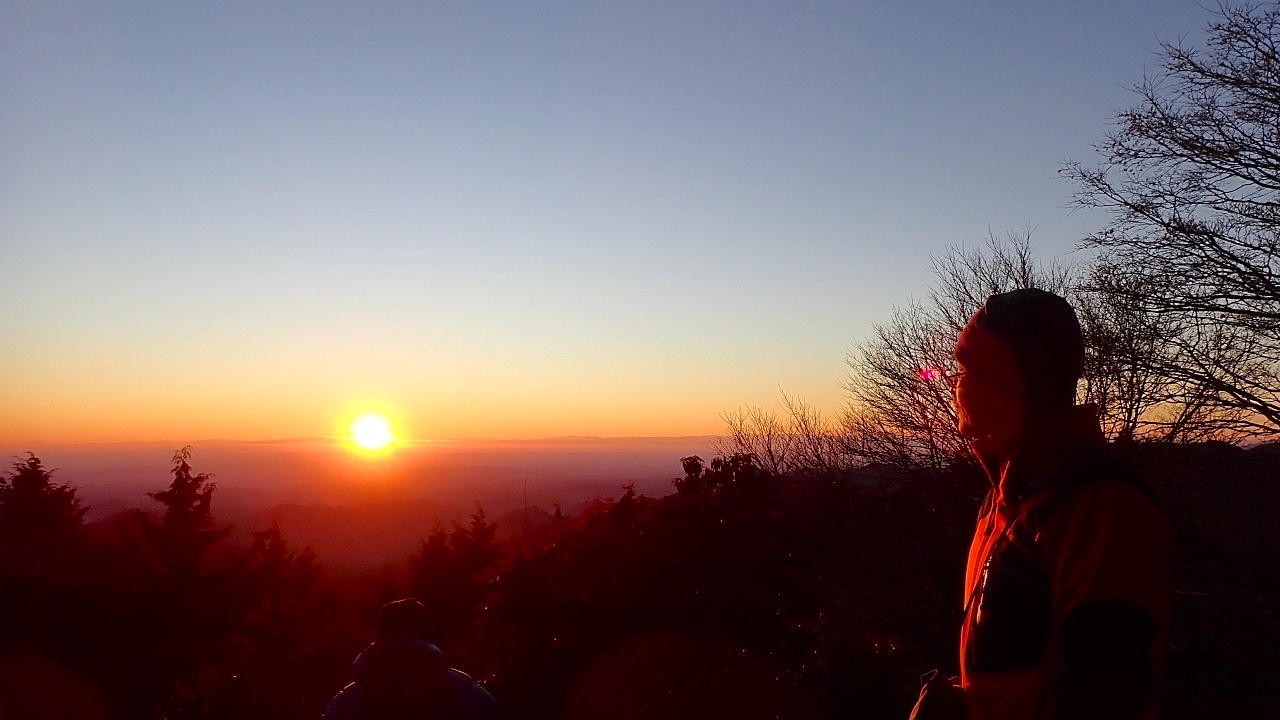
[2,1,1214,443]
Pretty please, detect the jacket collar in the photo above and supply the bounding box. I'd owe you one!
[974,404,1105,511]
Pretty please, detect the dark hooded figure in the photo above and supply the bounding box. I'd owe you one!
[324,599,499,720]
[912,289,1171,720]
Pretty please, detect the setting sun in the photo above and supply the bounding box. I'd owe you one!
[352,414,394,450]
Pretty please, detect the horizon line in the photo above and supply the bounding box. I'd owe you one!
[0,434,724,448]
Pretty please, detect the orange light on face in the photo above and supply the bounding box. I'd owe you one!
[352,414,394,450]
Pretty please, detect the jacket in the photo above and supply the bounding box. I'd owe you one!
[323,638,499,720]
[960,406,1172,720]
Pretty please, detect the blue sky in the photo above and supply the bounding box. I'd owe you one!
[1,1,1217,442]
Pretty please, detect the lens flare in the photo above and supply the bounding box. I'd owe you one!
[919,367,943,381]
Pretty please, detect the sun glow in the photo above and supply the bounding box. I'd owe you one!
[352,414,394,450]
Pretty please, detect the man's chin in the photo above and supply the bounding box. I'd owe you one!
[958,423,1000,447]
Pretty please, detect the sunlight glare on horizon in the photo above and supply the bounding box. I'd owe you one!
[352,414,395,451]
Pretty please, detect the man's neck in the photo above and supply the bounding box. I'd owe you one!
[994,405,1103,504]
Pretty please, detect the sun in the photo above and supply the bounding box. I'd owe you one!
[352,414,394,450]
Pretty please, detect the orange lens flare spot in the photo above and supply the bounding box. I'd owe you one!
[352,414,394,450]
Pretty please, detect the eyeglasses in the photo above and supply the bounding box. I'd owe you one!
[918,367,966,391]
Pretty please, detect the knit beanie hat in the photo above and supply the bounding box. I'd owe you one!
[955,288,1085,413]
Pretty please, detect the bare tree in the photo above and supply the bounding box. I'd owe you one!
[717,392,851,476]
[725,233,1088,477]
[839,297,968,474]
[1077,264,1253,442]
[1065,2,1280,435]
[718,405,796,476]
[724,226,1251,479]
[839,230,1073,475]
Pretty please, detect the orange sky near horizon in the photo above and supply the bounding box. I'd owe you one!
[0,371,839,445]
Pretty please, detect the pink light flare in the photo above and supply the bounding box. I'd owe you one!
[918,367,943,382]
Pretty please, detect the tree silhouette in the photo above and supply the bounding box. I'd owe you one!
[723,230,1247,480]
[149,445,216,533]
[143,445,231,583]
[843,231,1076,473]
[408,505,499,648]
[0,453,86,545]
[723,233,1072,477]
[1065,1,1280,435]
[675,453,771,495]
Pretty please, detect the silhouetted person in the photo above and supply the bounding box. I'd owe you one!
[912,289,1171,720]
[324,598,499,720]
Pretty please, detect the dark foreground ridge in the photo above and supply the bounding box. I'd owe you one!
[0,442,1276,719]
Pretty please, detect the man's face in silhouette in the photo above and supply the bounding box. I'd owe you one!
[954,327,1024,446]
